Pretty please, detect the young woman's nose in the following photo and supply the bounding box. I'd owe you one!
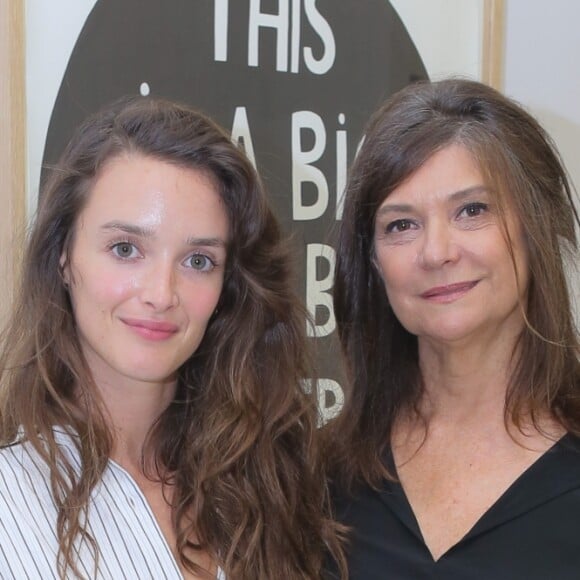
[140,261,179,311]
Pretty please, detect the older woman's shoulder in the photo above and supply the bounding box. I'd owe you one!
[556,431,580,456]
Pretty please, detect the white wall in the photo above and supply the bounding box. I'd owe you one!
[503,0,580,311]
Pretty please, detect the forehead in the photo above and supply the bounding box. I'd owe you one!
[75,153,228,235]
[381,144,485,208]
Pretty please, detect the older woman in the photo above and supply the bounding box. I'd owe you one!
[327,79,580,579]
[0,97,343,579]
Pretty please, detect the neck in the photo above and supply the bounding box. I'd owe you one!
[417,331,519,426]
[395,334,564,456]
[95,377,177,472]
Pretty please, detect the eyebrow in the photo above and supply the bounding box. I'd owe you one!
[376,185,489,216]
[100,221,227,248]
[101,221,155,237]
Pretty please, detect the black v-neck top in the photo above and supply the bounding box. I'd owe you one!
[328,434,580,580]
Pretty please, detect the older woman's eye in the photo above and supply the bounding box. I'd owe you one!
[459,202,488,218]
[386,219,414,233]
[186,254,216,272]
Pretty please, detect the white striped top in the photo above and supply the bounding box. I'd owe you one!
[0,429,225,579]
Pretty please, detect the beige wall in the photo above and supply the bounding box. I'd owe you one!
[0,0,26,326]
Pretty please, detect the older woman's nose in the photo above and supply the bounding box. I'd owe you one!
[417,222,460,269]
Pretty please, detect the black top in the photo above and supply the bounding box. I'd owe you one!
[328,434,580,580]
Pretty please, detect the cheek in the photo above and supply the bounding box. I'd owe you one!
[478,231,526,280]
[182,280,223,321]
[375,250,411,293]
[70,267,136,307]
[374,251,420,327]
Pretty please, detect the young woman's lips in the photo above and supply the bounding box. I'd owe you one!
[420,281,479,303]
[121,318,179,341]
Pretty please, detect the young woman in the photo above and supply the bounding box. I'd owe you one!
[327,79,580,579]
[0,97,343,579]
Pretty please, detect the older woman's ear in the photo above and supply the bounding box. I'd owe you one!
[59,252,70,287]
[370,247,384,283]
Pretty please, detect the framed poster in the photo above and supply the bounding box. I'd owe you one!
[5,0,505,418]
[0,0,25,324]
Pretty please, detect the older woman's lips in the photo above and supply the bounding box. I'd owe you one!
[420,281,479,303]
[121,318,179,341]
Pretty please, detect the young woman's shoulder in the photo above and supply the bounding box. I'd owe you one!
[0,438,62,577]
[0,437,53,506]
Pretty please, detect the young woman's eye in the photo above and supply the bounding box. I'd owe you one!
[386,219,414,234]
[111,242,140,259]
[459,202,488,218]
[186,254,215,272]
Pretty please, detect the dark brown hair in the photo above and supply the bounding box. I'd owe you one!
[0,97,344,579]
[329,78,580,490]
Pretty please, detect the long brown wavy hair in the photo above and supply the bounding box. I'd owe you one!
[0,97,345,579]
[328,78,580,491]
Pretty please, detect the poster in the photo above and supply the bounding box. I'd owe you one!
[26,0,490,421]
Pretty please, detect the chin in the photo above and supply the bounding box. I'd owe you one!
[118,363,179,385]
[416,320,482,345]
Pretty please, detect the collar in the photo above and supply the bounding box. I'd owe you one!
[378,433,580,547]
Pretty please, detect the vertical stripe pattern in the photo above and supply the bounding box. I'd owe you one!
[0,430,226,579]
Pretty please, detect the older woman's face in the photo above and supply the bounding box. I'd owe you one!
[62,153,229,390]
[373,144,528,347]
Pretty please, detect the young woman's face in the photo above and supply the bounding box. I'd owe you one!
[373,144,529,348]
[63,153,229,391]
